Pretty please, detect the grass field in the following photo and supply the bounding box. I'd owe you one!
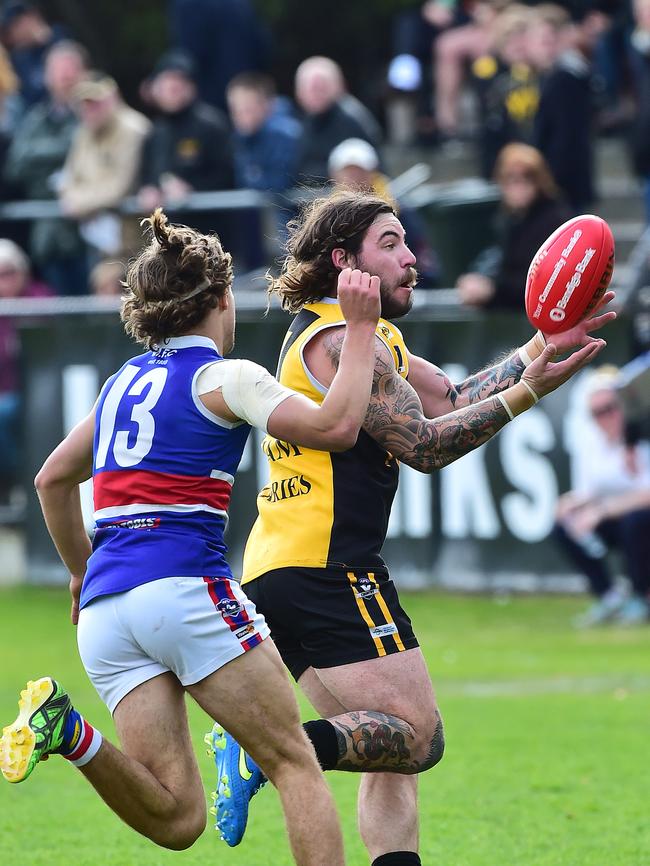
[0,585,649,866]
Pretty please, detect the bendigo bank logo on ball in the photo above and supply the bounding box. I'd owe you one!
[525,215,615,335]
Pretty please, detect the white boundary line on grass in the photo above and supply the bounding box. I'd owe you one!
[443,674,650,698]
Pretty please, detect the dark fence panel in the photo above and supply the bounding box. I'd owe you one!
[19,304,630,589]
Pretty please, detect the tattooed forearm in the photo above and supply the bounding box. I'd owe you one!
[453,351,526,405]
[365,353,511,473]
[330,710,420,773]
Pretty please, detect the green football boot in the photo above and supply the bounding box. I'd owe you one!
[0,677,72,783]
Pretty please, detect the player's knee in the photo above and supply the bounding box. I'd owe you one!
[154,804,206,850]
[416,710,445,772]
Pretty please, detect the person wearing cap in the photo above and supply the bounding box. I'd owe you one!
[58,70,150,260]
[328,138,440,285]
[137,51,234,218]
[0,238,53,502]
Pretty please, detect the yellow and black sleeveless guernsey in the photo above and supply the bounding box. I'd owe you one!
[242,298,409,584]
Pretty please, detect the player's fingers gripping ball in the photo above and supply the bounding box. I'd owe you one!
[525,215,615,334]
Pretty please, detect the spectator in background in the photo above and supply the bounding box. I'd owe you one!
[534,4,612,213]
[328,137,440,285]
[168,0,271,111]
[0,238,52,503]
[0,42,23,194]
[526,3,572,77]
[227,71,300,193]
[629,0,650,223]
[138,51,233,217]
[554,367,650,627]
[60,71,150,264]
[0,1,65,108]
[88,258,124,296]
[3,40,89,296]
[456,143,570,309]
[227,71,301,270]
[471,4,538,178]
[294,56,381,186]
[434,0,510,142]
[385,1,468,145]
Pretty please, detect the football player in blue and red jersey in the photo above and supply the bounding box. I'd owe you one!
[0,208,382,864]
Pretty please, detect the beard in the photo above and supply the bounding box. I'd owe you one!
[380,266,418,319]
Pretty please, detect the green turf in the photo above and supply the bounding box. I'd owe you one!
[1,586,649,866]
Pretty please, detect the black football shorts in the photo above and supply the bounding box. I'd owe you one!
[244,566,419,681]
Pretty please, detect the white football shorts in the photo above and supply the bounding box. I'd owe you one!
[77,575,270,714]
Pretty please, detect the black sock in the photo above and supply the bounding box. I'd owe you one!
[302,718,340,771]
[372,854,421,866]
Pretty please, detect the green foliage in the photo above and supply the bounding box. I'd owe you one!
[1,587,649,865]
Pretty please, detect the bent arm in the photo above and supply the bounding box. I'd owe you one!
[34,412,94,578]
[266,319,377,449]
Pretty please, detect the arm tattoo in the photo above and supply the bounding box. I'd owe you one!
[452,351,526,405]
[331,710,420,773]
[365,352,510,472]
[320,331,512,472]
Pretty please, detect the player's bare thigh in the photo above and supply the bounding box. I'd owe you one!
[187,638,319,781]
[306,647,438,724]
[113,672,206,815]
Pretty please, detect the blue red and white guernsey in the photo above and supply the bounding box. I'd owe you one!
[80,335,250,610]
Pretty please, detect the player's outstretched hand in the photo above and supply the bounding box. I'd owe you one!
[543,290,617,353]
[523,339,606,398]
[337,268,380,327]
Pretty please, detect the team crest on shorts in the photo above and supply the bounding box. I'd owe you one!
[353,577,378,599]
[216,597,242,618]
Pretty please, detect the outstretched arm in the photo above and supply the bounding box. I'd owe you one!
[316,331,605,474]
[408,291,616,418]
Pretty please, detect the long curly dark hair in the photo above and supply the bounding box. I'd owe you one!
[121,208,233,348]
[270,190,395,313]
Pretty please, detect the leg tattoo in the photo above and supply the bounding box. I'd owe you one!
[330,711,419,773]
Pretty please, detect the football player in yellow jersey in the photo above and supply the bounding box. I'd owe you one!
[211,190,615,865]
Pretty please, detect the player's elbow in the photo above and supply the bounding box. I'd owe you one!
[34,459,65,492]
[326,419,360,451]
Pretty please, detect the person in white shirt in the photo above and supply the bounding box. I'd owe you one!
[554,367,650,626]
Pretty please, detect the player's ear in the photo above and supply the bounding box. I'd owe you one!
[331,248,351,270]
[217,287,231,311]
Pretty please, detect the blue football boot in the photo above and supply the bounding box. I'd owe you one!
[205,722,267,846]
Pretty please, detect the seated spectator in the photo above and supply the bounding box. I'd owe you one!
[434,0,510,141]
[137,51,233,214]
[3,39,89,295]
[0,1,66,108]
[294,55,381,185]
[554,368,650,627]
[471,4,539,178]
[533,4,612,213]
[328,137,439,285]
[385,1,468,145]
[88,258,124,296]
[0,42,23,196]
[227,71,300,192]
[60,71,151,263]
[456,143,570,309]
[0,239,53,502]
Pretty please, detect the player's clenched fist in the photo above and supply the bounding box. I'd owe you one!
[337,267,381,326]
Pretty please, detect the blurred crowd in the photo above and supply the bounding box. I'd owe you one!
[0,0,648,620]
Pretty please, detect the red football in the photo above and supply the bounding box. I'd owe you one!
[524,214,615,334]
